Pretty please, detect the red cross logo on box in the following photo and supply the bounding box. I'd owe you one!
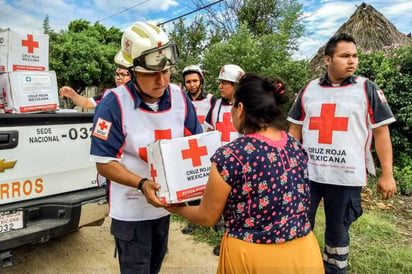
[216,112,236,142]
[139,129,172,162]
[309,104,349,144]
[181,139,208,167]
[150,163,157,182]
[21,34,39,54]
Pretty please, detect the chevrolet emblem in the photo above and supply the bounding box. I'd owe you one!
[0,159,17,172]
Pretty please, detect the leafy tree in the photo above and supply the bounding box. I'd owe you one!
[189,0,304,48]
[42,15,53,34]
[168,17,221,85]
[49,20,122,95]
[202,23,309,111]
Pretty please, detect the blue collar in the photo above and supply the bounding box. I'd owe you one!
[125,80,171,111]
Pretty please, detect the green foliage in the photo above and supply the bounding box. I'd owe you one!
[49,20,122,94]
[178,204,412,273]
[202,23,309,109]
[393,161,412,195]
[42,15,53,34]
[168,17,216,85]
[192,0,304,50]
[357,45,412,191]
[348,211,412,273]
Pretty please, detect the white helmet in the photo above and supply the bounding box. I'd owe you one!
[217,64,245,83]
[114,22,178,73]
[182,65,204,84]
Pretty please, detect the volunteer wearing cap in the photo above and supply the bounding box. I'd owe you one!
[182,65,217,132]
[205,64,245,145]
[90,22,202,274]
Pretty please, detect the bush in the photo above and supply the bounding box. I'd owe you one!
[357,45,412,195]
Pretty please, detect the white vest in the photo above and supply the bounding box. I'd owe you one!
[300,77,371,186]
[110,84,186,221]
[210,99,239,145]
[192,93,214,132]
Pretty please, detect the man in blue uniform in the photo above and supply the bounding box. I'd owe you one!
[90,22,202,274]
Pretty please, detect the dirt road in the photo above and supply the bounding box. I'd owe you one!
[2,217,218,274]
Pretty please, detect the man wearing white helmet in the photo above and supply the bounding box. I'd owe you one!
[182,65,217,133]
[180,65,217,236]
[90,22,202,274]
[203,64,244,256]
[205,64,245,145]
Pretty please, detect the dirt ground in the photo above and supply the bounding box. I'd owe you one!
[2,218,218,274]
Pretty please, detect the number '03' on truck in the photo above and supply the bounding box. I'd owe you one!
[0,113,108,268]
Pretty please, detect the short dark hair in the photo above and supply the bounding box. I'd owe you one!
[324,33,356,57]
[234,73,288,134]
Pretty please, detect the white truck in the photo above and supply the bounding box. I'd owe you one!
[0,112,108,268]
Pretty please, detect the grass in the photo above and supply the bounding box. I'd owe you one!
[172,188,412,274]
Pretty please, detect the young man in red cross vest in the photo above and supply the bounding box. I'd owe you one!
[182,65,217,132]
[90,22,202,274]
[205,64,245,145]
[288,33,397,274]
[180,65,217,235]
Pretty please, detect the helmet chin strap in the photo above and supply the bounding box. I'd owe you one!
[134,79,158,100]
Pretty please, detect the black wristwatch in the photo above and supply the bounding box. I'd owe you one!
[137,178,148,194]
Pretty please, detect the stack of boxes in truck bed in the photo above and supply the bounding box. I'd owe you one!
[0,28,59,113]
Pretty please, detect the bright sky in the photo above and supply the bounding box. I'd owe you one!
[0,0,410,60]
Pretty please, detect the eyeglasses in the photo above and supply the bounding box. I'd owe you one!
[115,72,130,78]
[133,43,178,71]
[219,80,232,86]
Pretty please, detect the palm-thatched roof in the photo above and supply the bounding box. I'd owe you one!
[310,2,412,76]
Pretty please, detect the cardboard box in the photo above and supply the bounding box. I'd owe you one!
[0,29,49,72]
[147,131,221,203]
[0,71,59,113]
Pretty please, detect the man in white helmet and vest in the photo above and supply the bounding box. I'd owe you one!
[90,22,202,274]
[180,65,217,236]
[182,65,217,132]
[205,64,245,145]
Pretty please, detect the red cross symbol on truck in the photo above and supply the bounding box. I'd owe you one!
[181,139,208,167]
[21,34,39,54]
[309,103,349,144]
[216,112,236,142]
[139,129,172,162]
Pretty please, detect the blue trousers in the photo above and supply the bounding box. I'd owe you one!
[308,181,363,274]
[111,215,170,274]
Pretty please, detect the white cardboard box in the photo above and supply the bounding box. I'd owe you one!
[0,71,59,113]
[147,131,221,204]
[0,29,49,72]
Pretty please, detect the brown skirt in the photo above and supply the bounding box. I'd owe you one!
[217,231,324,274]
